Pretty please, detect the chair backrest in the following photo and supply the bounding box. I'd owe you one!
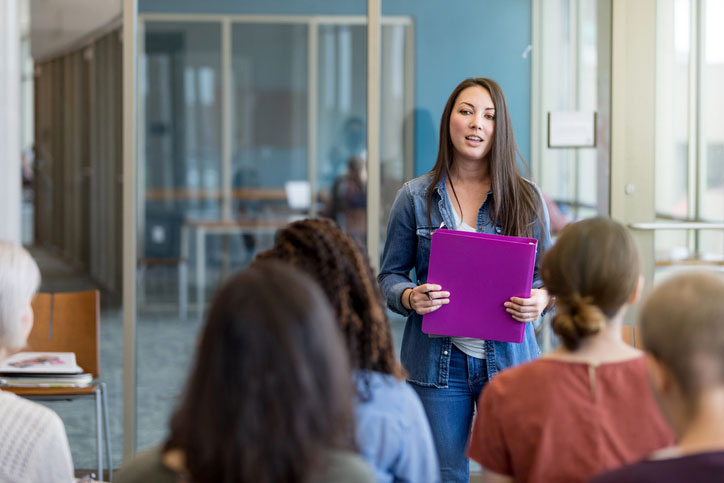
[621,325,635,346]
[633,326,643,349]
[28,290,100,378]
[621,325,644,349]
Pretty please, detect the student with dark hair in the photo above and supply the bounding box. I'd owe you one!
[116,261,373,483]
[378,77,551,482]
[591,271,724,483]
[257,218,439,483]
[468,217,674,483]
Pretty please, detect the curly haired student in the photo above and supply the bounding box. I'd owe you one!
[257,218,440,483]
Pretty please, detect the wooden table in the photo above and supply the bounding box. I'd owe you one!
[179,218,289,318]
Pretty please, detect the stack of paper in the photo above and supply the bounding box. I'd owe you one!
[0,352,93,388]
[422,229,538,343]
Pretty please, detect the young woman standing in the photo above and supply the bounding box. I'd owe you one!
[378,78,552,482]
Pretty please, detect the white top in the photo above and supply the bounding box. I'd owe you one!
[449,207,486,359]
[0,390,74,483]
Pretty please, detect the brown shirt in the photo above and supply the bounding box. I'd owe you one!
[468,357,674,483]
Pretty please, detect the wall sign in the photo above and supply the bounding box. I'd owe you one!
[547,111,597,148]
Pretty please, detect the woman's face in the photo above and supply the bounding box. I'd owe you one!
[448,85,496,164]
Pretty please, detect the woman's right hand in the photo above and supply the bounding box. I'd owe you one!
[404,284,450,315]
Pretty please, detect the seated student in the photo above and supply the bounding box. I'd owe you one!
[256,218,440,483]
[0,241,75,483]
[468,217,674,483]
[116,261,373,483]
[591,271,724,482]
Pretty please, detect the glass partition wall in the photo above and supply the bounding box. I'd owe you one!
[121,0,722,464]
[136,20,224,449]
[532,0,611,229]
[130,0,536,463]
[135,13,412,451]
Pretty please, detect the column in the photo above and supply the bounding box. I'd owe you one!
[0,0,21,243]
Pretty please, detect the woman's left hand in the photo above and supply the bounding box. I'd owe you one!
[505,288,550,323]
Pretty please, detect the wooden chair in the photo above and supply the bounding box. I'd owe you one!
[7,290,112,482]
[621,325,644,349]
[634,326,643,349]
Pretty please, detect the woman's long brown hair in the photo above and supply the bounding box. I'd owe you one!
[165,261,354,482]
[426,78,543,237]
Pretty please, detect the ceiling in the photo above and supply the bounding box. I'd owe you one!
[30,0,121,61]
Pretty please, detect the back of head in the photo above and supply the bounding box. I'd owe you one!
[641,271,724,407]
[168,260,354,483]
[542,217,640,351]
[0,241,41,351]
[256,218,404,379]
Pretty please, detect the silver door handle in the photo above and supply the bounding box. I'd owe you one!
[629,222,724,230]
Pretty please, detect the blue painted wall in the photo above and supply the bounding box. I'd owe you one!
[383,1,532,176]
[140,0,532,177]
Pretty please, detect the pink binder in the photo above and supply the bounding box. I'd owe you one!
[421,229,538,343]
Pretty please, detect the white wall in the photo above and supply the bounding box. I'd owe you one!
[0,0,22,243]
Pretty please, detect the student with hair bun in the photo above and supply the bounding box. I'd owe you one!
[468,217,674,483]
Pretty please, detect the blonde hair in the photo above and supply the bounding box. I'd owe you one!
[641,271,724,406]
[0,241,41,350]
[542,218,640,350]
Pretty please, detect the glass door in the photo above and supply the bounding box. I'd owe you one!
[610,0,724,317]
[137,20,224,449]
[648,0,724,281]
[534,0,723,332]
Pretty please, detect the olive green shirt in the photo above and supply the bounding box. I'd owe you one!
[115,445,374,483]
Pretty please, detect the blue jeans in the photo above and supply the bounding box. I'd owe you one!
[410,345,488,483]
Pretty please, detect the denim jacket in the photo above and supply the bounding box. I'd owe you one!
[378,173,552,387]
